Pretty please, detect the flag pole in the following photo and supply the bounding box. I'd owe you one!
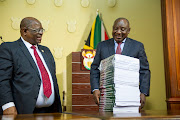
[96,9,99,16]
[96,9,102,20]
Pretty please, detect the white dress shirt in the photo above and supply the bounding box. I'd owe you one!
[114,38,126,53]
[2,37,55,111]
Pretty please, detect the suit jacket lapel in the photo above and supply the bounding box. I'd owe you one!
[17,39,40,78]
[121,37,131,55]
[107,38,115,56]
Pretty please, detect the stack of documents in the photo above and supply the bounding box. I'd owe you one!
[99,54,140,113]
[99,55,115,112]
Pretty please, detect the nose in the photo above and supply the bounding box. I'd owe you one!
[39,31,43,35]
[116,29,121,34]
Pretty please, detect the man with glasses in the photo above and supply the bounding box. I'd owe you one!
[90,18,150,110]
[0,17,62,115]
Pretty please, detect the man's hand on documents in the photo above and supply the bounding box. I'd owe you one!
[93,90,100,105]
[140,93,146,109]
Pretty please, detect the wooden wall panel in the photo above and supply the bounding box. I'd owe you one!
[172,0,180,91]
[161,0,180,110]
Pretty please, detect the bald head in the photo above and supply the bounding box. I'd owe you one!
[113,17,130,28]
[20,17,41,29]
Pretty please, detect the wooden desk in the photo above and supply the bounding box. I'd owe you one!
[1,110,180,120]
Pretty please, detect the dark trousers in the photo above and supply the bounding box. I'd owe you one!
[0,108,2,115]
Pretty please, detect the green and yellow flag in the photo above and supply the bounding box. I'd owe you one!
[83,14,109,49]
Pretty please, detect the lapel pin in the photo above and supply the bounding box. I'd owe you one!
[41,50,44,52]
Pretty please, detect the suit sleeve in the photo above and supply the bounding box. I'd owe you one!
[0,43,14,106]
[90,43,102,92]
[138,43,151,96]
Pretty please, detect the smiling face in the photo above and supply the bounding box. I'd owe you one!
[20,17,43,45]
[112,18,130,43]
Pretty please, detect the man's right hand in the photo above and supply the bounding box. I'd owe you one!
[3,106,17,115]
[93,90,100,105]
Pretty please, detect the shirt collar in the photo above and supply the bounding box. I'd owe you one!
[21,36,38,49]
[114,38,126,44]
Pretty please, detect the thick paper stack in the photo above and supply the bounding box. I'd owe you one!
[99,55,115,112]
[99,54,140,113]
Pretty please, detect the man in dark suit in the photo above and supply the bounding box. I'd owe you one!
[0,17,62,115]
[90,18,150,109]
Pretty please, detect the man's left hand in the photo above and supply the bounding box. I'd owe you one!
[140,93,146,109]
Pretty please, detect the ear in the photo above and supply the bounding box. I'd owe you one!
[21,27,28,36]
[128,28,131,33]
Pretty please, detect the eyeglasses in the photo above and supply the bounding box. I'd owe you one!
[27,28,45,33]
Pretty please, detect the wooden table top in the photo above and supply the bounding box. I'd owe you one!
[1,110,180,120]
